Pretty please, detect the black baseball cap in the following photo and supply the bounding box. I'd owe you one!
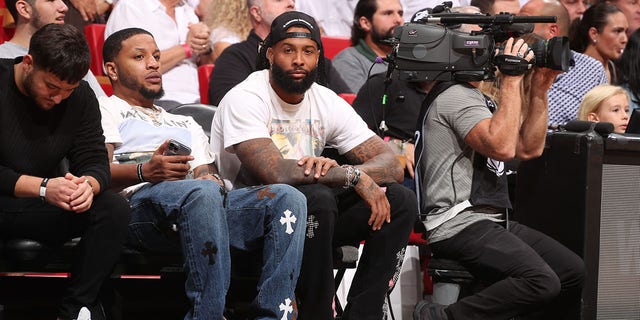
[262,11,322,50]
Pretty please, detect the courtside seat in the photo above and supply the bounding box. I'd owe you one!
[84,24,106,76]
[198,64,214,105]
[338,93,357,105]
[97,75,113,96]
[0,238,78,274]
[0,15,4,44]
[321,36,351,60]
[169,103,216,138]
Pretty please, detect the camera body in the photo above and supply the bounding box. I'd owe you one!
[389,9,572,82]
[393,22,494,82]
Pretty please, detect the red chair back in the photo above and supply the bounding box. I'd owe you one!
[97,75,113,97]
[84,24,106,76]
[198,64,215,105]
[338,93,357,105]
[321,36,351,60]
[0,15,4,44]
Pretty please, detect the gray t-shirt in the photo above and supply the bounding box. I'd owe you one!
[332,46,387,93]
[0,41,106,98]
[419,84,503,243]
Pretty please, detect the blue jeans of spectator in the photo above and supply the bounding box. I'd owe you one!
[128,181,306,320]
[226,184,306,320]
[429,219,585,320]
[128,180,230,320]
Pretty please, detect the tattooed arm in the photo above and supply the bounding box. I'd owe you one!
[344,136,404,184]
[233,135,402,186]
[234,135,401,230]
[233,138,347,187]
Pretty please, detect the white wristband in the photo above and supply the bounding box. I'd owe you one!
[39,178,49,201]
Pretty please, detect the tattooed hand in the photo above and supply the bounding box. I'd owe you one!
[354,172,390,230]
[297,156,339,179]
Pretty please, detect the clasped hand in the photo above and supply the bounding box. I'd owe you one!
[45,173,94,213]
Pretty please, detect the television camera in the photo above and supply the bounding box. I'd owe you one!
[386,2,573,82]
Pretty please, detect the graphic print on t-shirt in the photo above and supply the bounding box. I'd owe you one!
[113,109,192,164]
[268,118,324,159]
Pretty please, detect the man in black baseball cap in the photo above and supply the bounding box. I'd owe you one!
[257,10,329,90]
[213,9,416,320]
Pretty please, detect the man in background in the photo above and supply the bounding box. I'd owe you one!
[470,0,520,14]
[519,0,608,125]
[0,0,106,97]
[332,0,404,93]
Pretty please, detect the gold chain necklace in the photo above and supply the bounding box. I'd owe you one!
[133,105,163,126]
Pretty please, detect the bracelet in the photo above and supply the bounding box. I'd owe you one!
[341,165,361,189]
[39,178,49,202]
[137,163,147,182]
[352,167,361,186]
[181,43,192,59]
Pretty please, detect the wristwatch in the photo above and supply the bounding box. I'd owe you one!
[39,178,49,202]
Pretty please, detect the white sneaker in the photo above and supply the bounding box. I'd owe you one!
[76,307,91,320]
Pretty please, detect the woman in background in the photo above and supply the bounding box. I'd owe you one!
[616,28,640,110]
[577,84,630,133]
[201,0,251,63]
[570,2,628,83]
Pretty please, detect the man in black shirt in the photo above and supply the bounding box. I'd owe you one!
[0,24,129,320]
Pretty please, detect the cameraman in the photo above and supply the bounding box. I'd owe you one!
[414,37,585,320]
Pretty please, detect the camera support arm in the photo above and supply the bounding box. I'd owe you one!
[421,14,556,26]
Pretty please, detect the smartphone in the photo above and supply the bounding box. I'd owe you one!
[164,139,191,156]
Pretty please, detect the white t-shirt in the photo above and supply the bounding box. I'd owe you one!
[297,0,358,37]
[296,0,470,37]
[401,0,469,21]
[105,0,200,104]
[210,26,242,46]
[100,95,215,195]
[211,70,375,186]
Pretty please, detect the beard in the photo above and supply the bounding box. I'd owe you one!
[371,25,395,47]
[30,10,46,29]
[271,62,318,95]
[23,71,42,108]
[119,73,164,100]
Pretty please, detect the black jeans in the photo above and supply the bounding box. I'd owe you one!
[295,183,416,320]
[0,191,130,319]
[430,219,585,320]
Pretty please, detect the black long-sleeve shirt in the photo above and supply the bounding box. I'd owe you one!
[0,58,110,196]
[209,30,350,106]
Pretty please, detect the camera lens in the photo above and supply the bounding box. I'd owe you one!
[531,36,573,71]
